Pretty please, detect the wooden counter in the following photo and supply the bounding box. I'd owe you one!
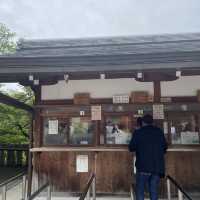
[30,146,200,152]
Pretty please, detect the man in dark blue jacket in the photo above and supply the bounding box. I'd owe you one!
[129,114,167,200]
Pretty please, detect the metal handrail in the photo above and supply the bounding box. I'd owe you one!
[166,175,193,200]
[0,169,27,200]
[28,182,50,200]
[130,183,136,200]
[0,170,26,187]
[79,173,95,200]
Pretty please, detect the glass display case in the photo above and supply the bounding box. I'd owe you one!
[69,117,95,145]
[43,117,68,145]
[105,115,132,145]
[167,112,200,145]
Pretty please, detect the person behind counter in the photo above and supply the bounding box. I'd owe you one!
[135,117,143,130]
[128,114,168,200]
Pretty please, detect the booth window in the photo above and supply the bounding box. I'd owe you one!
[105,115,132,145]
[69,117,94,145]
[43,118,68,145]
[168,113,200,145]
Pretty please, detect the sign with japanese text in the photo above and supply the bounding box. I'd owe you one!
[91,105,101,120]
[153,104,164,119]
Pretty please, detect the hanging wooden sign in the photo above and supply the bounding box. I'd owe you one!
[91,105,101,120]
[153,104,164,119]
[113,94,129,104]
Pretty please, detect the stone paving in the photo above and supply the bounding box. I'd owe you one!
[0,182,23,200]
[0,167,199,200]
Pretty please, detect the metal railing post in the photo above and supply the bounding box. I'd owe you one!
[178,190,183,200]
[47,185,51,200]
[86,186,91,200]
[2,185,6,200]
[167,179,171,200]
[92,177,96,200]
[22,175,27,200]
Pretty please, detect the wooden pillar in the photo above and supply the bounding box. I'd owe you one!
[27,115,34,199]
[27,85,41,198]
[153,81,163,128]
[153,81,161,103]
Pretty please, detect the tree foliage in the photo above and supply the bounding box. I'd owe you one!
[0,23,34,144]
[0,86,34,144]
[0,23,16,55]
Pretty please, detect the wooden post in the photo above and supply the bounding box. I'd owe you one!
[153,81,161,103]
[27,116,34,199]
[153,81,163,128]
[27,85,41,198]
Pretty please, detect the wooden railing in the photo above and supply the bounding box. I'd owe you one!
[0,144,29,167]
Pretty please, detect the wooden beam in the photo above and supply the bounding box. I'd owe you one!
[0,92,33,113]
[153,81,161,103]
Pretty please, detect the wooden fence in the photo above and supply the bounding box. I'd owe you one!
[0,144,29,167]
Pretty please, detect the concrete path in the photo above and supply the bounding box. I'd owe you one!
[0,182,23,200]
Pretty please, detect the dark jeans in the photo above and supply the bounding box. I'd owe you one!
[136,172,160,200]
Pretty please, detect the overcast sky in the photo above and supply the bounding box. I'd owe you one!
[1,0,200,90]
[0,0,200,39]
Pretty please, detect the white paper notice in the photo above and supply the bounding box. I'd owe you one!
[163,121,168,134]
[153,104,164,119]
[171,127,176,134]
[91,105,101,120]
[181,132,199,144]
[76,155,89,173]
[48,120,58,135]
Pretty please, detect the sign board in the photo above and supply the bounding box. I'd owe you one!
[91,105,101,120]
[113,94,129,104]
[163,121,168,134]
[76,155,88,173]
[160,97,172,103]
[48,120,58,135]
[181,132,199,144]
[153,104,164,119]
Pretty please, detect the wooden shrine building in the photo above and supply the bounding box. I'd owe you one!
[0,33,200,196]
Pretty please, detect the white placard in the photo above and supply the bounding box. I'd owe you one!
[76,155,88,173]
[153,104,164,119]
[113,94,129,104]
[181,132,199,144]
[171,127,176,134]
[91,105,101,120]
[163,121,168,134]
[48,120,58,135]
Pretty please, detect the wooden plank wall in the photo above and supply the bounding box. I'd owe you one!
[34,151,200,193]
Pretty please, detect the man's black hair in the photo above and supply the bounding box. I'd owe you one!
[142,114,153,125]
[136,117,143,127]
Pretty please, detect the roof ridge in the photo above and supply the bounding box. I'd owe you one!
[17,32,200,49]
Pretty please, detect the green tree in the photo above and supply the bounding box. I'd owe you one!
[0,23,34,144]
[0,86,34,144]
[0,23,16,55]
